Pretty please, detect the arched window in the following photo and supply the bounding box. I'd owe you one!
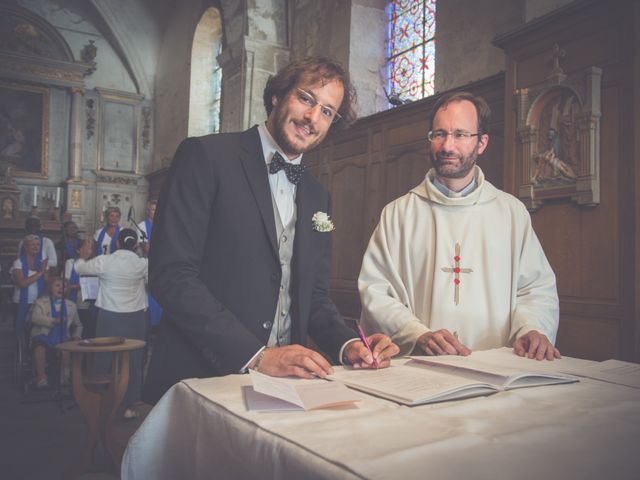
[189,7,223,136]
[386,0,436,104]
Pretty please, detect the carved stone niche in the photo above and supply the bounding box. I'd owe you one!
[516,66,602,211]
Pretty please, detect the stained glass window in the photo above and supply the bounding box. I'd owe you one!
[387,0,436,103]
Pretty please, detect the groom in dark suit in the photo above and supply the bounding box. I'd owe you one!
[143,57,398,403]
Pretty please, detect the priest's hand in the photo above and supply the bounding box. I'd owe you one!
[513,331,560,360]
[414,329,471,356]
[343,334,399,369]
[252,344,334,379]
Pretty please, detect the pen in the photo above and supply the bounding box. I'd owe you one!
[356,323,380,368]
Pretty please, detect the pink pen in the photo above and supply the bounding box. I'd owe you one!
[356,323,379,368]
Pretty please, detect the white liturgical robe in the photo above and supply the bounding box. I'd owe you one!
[359,166,559,356]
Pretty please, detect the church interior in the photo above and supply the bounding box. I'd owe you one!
[0,0,638,478]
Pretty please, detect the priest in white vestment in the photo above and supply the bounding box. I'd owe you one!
[359,92,560,361]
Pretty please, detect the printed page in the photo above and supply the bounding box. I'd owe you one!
[410,348,582,381]
[329,361,496,405]
[582,360,640,389]
[79,276,99,300]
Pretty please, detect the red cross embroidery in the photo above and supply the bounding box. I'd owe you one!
[441,243,473,305]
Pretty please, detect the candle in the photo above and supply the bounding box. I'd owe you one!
[55,187,60,208]
[32,186,38,207]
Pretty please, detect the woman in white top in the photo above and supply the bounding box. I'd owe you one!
[75,228,148,419]
[93,206,121,256]
[11,234,49,338]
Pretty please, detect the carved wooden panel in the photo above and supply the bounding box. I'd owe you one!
[494,0,639,361]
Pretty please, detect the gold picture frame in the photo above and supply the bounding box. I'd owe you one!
[0,81,49,178]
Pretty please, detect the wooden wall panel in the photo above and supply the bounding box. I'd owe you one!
[494,0,639,361]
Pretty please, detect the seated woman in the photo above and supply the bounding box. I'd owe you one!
[30,277,83,387]
[11,234,49,340]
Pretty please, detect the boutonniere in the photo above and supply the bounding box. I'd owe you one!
[312,211,335,232]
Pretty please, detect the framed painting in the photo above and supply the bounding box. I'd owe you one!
[0,81,49,178]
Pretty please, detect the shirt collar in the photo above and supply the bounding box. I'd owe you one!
[431,175,477,198]
[257,123,302,166]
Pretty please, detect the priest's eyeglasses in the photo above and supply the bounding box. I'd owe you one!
[428,130,481,143]
[295,88,342,123]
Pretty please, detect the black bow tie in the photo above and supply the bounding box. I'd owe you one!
[268,152,305,185]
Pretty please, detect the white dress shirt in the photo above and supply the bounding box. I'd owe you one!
[243,124,356,371]
[257,123,301,226]
[74,250,148,313]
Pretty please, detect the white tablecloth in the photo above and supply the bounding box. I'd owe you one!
[122,362,640,480]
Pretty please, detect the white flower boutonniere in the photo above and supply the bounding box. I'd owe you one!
[312,211,335,232]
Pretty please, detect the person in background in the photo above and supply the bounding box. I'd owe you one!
[30,277,82,387]
[11,234,49,342]
[56,221,83,261]
[19,216,58,270]
[137,199,156,256]
[137,199,162,330]
[93,206,121,256]
[75,228,148,419]
[64,244,95,338]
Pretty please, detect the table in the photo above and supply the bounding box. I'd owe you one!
[57,338,145,475]
[122,359,640,480]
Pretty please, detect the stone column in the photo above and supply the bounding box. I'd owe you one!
[218,0,290,132]
[68,87,84,181]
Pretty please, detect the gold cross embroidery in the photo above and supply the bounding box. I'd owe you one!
[441,243,473,305]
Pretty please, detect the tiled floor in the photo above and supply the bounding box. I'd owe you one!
[0,319,151,480]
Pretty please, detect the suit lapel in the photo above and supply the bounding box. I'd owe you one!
[292,172,315,343]
[238,127,279,257]
[294,172,313,276]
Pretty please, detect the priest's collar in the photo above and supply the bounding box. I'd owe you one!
[431,175,477,198]
[258,123,302,166]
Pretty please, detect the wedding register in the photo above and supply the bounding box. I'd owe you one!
[328,348,579,406]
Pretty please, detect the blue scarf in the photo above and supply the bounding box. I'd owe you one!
[46,297,68,345]
[65,239,82,259]
[68,262,80,303]
[144,218,153,241]
[96,225,119,256]
[16,253,44,336]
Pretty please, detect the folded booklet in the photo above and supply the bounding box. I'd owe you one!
[328,348,578,406]
[248,369,361,411]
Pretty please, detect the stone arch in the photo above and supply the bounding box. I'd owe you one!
[0,4,75,62]
[188,6,224,137]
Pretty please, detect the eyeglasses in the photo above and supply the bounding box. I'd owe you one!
[295,88,342,123]
[428,130,482,143]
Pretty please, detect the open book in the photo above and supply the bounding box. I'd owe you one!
[328,348,578,406]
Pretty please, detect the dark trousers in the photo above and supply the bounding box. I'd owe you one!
[95,308,147,409]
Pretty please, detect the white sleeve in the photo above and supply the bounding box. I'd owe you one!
[74,257,103,276]
[43,237,57,267]
[358,203,428,356]
[509,206,560,344]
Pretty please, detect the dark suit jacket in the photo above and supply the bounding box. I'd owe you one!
[142,126,357,404]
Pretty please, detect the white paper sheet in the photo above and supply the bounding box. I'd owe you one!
[249,369,361,410]
[79,276,99,300]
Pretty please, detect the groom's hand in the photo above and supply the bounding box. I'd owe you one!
[252,344,334,378]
